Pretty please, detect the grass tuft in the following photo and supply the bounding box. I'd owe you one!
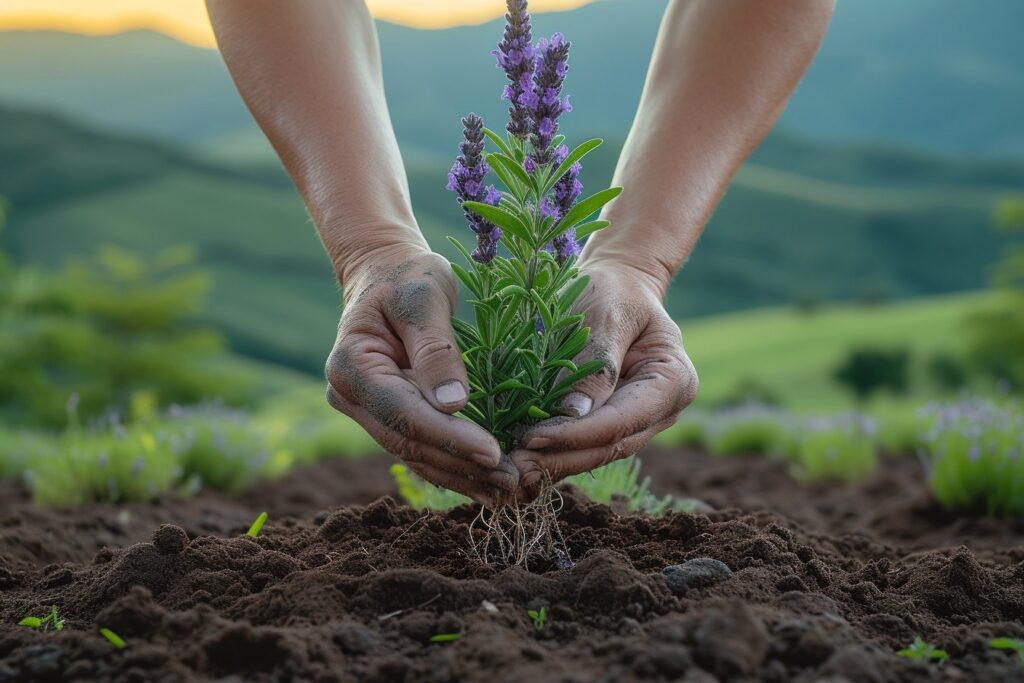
[99,627,127,649]
[246,511,268,538]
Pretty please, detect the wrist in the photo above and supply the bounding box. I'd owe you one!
[578,250,673,300]
[325,219,428,287]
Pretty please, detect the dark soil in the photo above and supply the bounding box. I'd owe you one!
[2,448,1024,682]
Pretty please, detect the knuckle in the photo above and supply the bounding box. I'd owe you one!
[395,439,423,464]
[324,340,357,389]
[676,361,699,410]
[410,336,459,371]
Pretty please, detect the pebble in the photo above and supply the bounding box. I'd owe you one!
[662,557,733,595]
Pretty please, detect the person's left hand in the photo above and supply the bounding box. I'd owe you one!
[509,261,698,500]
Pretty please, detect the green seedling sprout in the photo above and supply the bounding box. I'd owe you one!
[897,637,949,662]
[990,637,1024,665]
[18,606,64,632]
[527,606,547,631]
[429,633,462,643]
[246,511,267,537]
[99,627,126,649]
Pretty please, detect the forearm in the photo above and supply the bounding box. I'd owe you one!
[206,0,425,284]
[583,0,834,295]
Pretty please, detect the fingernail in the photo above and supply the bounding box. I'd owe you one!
[525,437,552,450]
[561,392,592,418]
[434,380,467,405]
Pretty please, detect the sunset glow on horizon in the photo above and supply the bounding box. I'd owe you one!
[0,0,598,48]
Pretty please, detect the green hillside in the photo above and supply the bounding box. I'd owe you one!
[1,0,1022,157]
[1,106,1018,374]
[683,291,990,411]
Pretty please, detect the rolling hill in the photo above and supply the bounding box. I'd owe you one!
[0,0,1023,158]
[0,106,1019,375]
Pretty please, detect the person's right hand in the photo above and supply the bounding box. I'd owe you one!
[325,242,518,507]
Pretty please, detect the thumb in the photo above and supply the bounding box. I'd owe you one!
[387,286,470,415]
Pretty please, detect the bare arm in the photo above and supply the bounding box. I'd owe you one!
[206,0,421,279]
[588,0,835,289]
[206,0,517,506]
[514,0,834,493]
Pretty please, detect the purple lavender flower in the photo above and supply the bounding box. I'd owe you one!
[547,146,583,262]
[494,0,536,140]
[529,33,571,166]
[448,113,503,263]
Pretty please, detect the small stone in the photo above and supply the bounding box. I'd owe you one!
[662,558,733,595]
[20,644,64,679]
[480,600,499,613]
[333,622,380,655]
[152,524,189,554]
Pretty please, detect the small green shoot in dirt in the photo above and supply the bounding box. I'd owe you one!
[990,637,1024,665]
[527,606,547,631]
[19,606,64,632]
[897,637,949,662]
[429,633,462,643]
[246,511,267,537]
[99,627,126,649]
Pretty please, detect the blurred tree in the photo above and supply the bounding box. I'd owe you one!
[833,348,910,401]
[968,196,1024,386]
[926,352,968,392]
[0,211,252,427]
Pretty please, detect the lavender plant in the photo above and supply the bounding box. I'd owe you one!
[446,0,621,455]
[920,396,1024,516]
[786,413,878,482]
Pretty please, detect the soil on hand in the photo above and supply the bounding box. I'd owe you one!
[2,449,1024,682]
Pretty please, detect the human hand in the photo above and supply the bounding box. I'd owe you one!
[325,242,518,507]
[510,261,698,499]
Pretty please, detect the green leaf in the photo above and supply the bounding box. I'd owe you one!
[100,628,127,649]
[551,327,590,361]
[544,138,603,194]
[446,236,476,266]
[18,617,41,629]
[550,135,565,150]
[990,638,1024,651]
[529,289,553,334]
[483,127,513,157]
[558,274,591,313]
[487,153,533,197]
[497,284,529,300]
[430,633,463,643]
[463,201,533,246]
[545,359,578,373]
[551,313,584,333]
[545,359,606,406]
[246,511,267,538]
[573,219,610,240]
[450,262,481,297]
[492,378,537,395]
[528,406,551,420]
[556,186,623,233]
[451,317,481,346]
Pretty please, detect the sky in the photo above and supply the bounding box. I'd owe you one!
[0,0,597,47]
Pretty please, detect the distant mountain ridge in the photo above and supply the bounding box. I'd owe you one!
[1,0,1023,158]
